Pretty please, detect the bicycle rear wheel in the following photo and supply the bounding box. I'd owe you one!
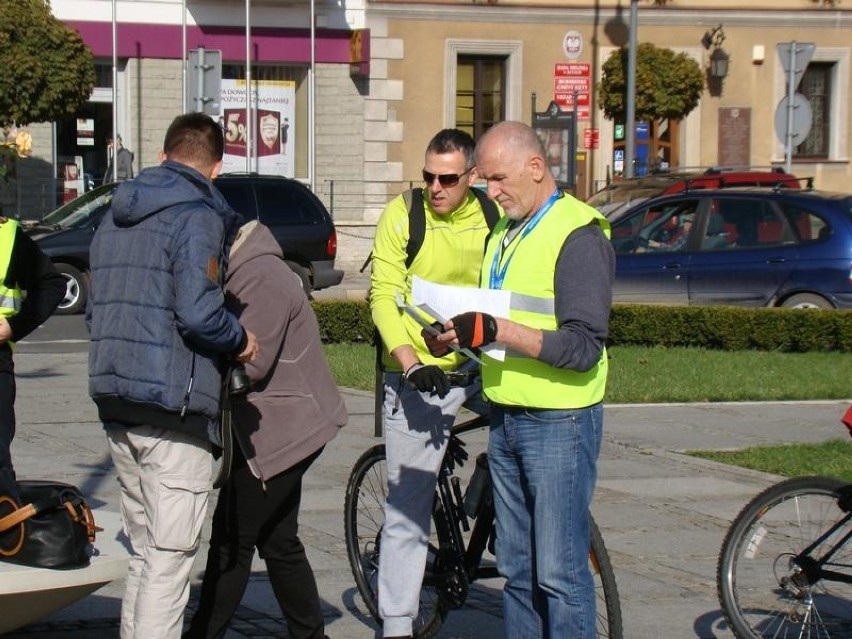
[590,515,623,639]
[344,445,448,639]
[717,476,852,639]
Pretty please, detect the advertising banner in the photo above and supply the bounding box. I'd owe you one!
[220,79,295,176]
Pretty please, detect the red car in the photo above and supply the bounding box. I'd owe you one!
[588,167,800,221]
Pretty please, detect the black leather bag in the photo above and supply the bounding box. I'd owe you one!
[0,480,99,569]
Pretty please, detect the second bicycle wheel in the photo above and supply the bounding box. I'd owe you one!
[344,444,448,639]
[717,475,852,639]
[590,515,624,639]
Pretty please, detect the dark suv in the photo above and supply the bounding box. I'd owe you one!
[609,185,852,309]
[30,174,343,314]
[587,167,799,221]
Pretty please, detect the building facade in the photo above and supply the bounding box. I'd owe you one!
[14,1,852,272]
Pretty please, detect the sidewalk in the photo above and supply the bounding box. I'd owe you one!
[5,348,850,638]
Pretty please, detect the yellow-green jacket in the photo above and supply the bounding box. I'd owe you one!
[371,190,496,371]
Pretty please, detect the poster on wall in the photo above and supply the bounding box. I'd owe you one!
[76,118,95,146]
[57,155,84,203]
[220,79,295,177]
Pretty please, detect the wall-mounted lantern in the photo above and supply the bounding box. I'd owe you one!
[702,25,729,79]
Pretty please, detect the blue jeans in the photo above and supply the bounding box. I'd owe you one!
[488,403,603,639]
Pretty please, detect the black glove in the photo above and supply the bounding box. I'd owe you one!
[405,363,450,398]
[451,312,498,349]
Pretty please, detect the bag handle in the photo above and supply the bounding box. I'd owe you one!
[0,496,31,556]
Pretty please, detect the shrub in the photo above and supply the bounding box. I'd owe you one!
[311,300,852,353]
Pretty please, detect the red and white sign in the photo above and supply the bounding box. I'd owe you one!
[554,63,591,119]
[584,128,600,149]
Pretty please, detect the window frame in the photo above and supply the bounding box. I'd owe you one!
[444,40,522,130]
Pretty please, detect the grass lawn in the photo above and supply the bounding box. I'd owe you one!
[323,343,851,478]
[324,343,852,403]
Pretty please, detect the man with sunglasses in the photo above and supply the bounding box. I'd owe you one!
[369,128,497,639]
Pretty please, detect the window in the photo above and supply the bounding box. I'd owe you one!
[714,199,792,247]
[215,181,256,221]
[455,56,505,139]
[221,64,301,82]
[778,202,830,243]
[795,62,833,159]
[611,199,699,254]
[255,182,323,226]
[445,40,522,130]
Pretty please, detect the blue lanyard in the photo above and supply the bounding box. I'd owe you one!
[489,190,561,290]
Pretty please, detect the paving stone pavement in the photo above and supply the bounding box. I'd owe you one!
[4,344,849,638]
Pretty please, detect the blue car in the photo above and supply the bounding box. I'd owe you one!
[607,186,852,309]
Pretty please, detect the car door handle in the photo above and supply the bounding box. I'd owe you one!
[663,262,685,270]
[767,257,786,264]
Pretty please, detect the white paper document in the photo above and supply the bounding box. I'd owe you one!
[409,276,511,361]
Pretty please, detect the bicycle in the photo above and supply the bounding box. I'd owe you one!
[716,422,852,638]
[344,413,623,638]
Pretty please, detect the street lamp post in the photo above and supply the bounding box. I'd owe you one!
[625,0,638,178]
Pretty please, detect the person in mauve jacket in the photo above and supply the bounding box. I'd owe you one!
[185,220,347,639]
[87,112,258,639]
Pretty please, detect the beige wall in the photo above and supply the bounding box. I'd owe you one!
[372,2,852,193]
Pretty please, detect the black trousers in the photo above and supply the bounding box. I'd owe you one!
[185,444,326,639]
[0,372,17,498]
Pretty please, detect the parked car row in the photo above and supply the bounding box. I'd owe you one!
[29,167,852,315]
[600,180,852,310]
[28,174,343,314]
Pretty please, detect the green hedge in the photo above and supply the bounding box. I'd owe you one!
[311,300,852,353]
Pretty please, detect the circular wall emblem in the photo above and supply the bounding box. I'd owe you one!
[563,30,583,60]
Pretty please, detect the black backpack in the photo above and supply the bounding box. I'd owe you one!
[367,187,501,435]
[360,187,500,273]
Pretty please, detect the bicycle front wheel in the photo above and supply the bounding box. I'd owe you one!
[590,515,623,639]
[717,476,852,639]
[343,445,448,639]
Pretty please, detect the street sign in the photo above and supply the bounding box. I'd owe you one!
[776,42,815,92]
[186,48,222,116]
[775,93,813,147]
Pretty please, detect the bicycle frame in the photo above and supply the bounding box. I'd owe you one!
[424,415,499,600]
[794,509,852,586]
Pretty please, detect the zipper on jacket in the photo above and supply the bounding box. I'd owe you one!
[181,354,197,419]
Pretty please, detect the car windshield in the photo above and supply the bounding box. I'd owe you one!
[41,184,116,229]
[587,186,661,220]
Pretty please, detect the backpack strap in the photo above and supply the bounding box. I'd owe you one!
[404,187,499,269]
[404,188,425,269]
[470,187,501,231]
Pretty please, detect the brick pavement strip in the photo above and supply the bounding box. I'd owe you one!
[7,349,850,638]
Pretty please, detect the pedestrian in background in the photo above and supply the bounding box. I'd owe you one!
[185,220,346,639]
[87,112,258,639]
[105,134,134,183]
[438,120,615,639]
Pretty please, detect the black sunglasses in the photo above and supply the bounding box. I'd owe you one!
[422,167,472,188]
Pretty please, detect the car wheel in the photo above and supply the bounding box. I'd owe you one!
[285,261,312,296]
[780,293,833,310]
[54,263,88,315]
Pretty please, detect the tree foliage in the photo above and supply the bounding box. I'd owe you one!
[0,0,95,127]
[598,42,704,123]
